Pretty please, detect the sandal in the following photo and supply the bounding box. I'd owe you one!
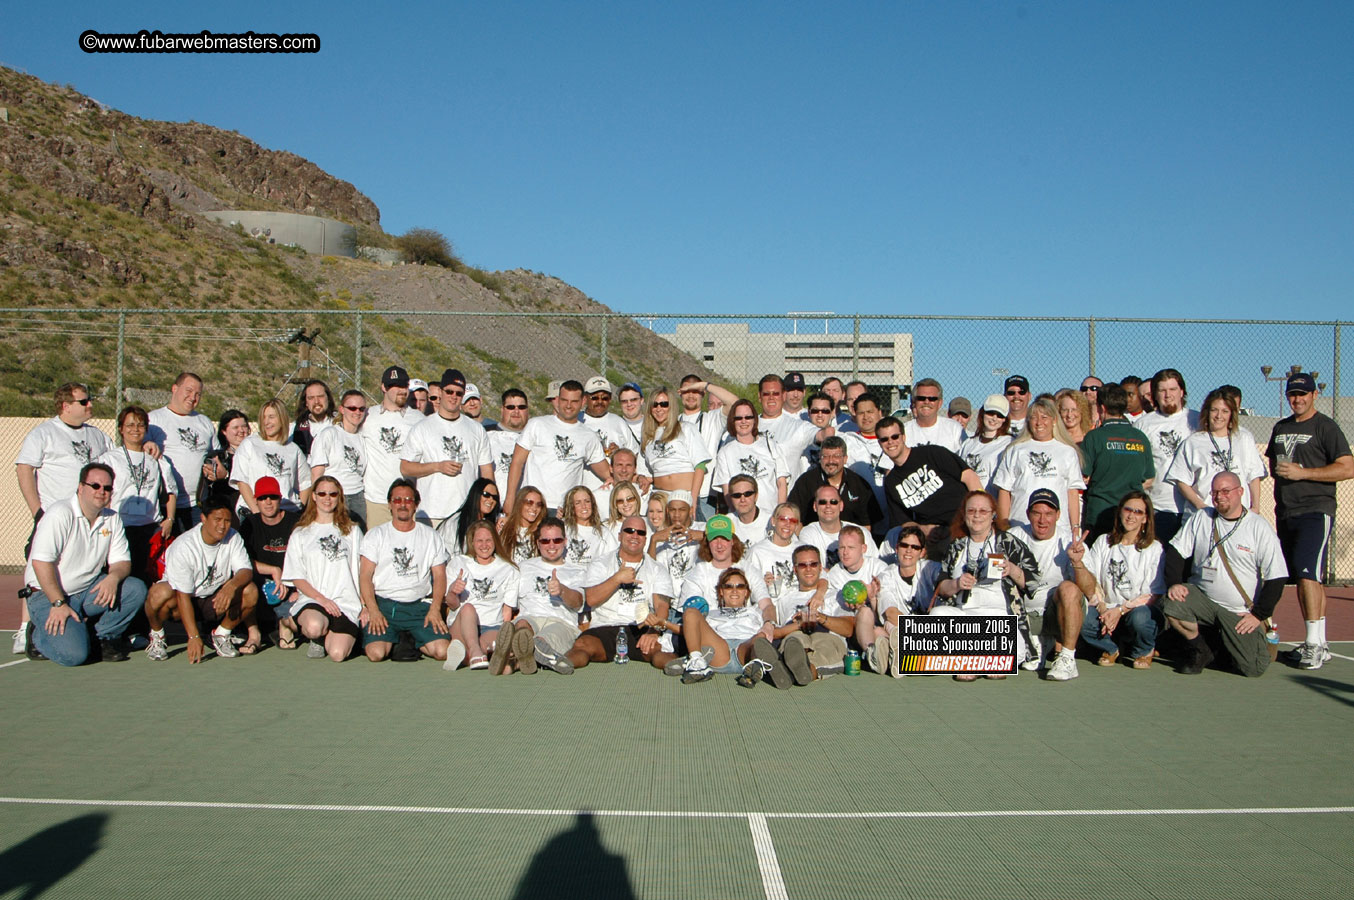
[238,641,262,655]
[276,631,298,650]
[468,656,489,670]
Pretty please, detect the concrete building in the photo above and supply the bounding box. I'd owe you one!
[204,210,356,257]
[671,322,913,392]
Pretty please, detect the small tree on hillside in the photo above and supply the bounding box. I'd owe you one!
[396,227,460,268]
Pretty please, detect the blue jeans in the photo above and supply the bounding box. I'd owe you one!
[26,578,148,666]
[1080,603,1161,660]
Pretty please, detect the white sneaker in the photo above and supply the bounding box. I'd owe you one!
[1020,634,1043,671]
[212,632,239,659]
[1047,653,1078,681]
[11,628,26,655]
[145,633,169,662]
[680,655,713,684]
[442,641,467,671]
[1299,643,1332,670]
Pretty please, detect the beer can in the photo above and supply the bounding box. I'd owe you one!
[844,650,862,676]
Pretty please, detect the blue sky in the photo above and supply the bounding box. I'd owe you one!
[4,2,1351,333]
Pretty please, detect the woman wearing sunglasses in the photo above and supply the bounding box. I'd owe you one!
[282,476,364,661]
[308,389,369,527]
[451,477,501,554]
[641,386,710,505]
[709,398,790,518]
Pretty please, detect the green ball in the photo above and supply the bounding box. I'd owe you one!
[842,579,868,607]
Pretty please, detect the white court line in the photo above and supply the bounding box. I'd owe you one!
[747,813,788,900]
[3,796,1353,819]
[0,659,29,670]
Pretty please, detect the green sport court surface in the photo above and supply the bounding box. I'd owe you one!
[2,635,1353,900]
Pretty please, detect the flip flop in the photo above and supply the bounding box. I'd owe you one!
[276,633,298,650]
[238,641,262,656]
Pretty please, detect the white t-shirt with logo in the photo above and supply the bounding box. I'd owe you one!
[1138,409,1199,515]
[797,522,879,570]
[1009,525,1074,611]
[679,409,727,463]
[449,555,519,628]
[653,532,701,589]
[958,435,1012,493]
[283,522,364,622]
[402,413,491,518]
[584,552,674,627]
[97,447,176,527]
[147,408,217,508]
[1169,510,1286,614]
[361,405,422,501]
[840,431,893,510]
[361,522,449,605]
[825,557,891,617]
[759,414,821,465]
[644,426,709,479]
[486,428,523,497]
[1165,431,1266,518]
[516,415,605,508]
[706,601,763,642]
[230,436,312,511]
[876,560,941,620]
[744,539,797,605]
[710,435,790,517]
[163,525,251,599]
[17,418,113,510]
[309,426,367,497]
[582,412,649,489]
[563,524,618,567]
[1082,535,1165,608]
[516,556,587,624]
[729,510,772,546]
[991,439,1086,533]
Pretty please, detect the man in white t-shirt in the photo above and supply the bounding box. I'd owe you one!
[581,376,651,492]
[903,378,966,453]
[358,479,451,662]
[826,525,890,671]
[17,381,114,525]
[676,375,737,517]
[1163,472,1287,677]
[144,496,258,664]
[486,388,530,498]
[840,392,893,509]
[147,372,216,533]
[1010,489,1080,678]
[568,515,673,670]
[1137,368,1198,542]
[617,382,647,447]
[781,372,807,416]
[360,365,421,529]
[1004,375,1031,438]
[725,474,771,544]
[505,379,611,514]
[23,462,147,665]
[757,374,831,471]
[800,485,879,569]
[400,368,493,531]
[595,448,647,515]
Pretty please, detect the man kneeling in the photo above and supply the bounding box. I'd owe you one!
[144,496,258,663]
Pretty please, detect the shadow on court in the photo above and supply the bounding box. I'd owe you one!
[0,812,107,899]
[1295,674,1354,708]
[512,811,635,900]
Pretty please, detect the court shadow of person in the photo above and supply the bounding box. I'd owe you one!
[0,812,107,899]
[512,811,635,900]
[1295,675,1354,709]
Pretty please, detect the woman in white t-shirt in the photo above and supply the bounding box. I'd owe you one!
[446,520,520,670]
[957,394,1013,493]
[1056,389,1092,446]
[1065,491,1164,670]
[99,405,178,583]
[1165,388,1265,521]
[308,389,368,524]
[673,566,772,684]
[283,475,364,662]
[497,486,546,564]
[709,399,789,517]
[641,387,709,499]
[231,399,312,515]
[562,485,617,566]
[993,397,1085,535]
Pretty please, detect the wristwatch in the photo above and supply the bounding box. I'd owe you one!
[50,596,67,608]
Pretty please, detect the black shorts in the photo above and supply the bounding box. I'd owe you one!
[295,604,362,639]
[1277,512,1333,584]
[585,624,649,662]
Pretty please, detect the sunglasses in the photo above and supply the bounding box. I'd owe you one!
[390,497,416,505]
[898,542,924,551]
[503,403,528,411]
[651,401,670,408]
[82,481,114,492]
[728,490,756,499]
[809,407,833,415]
[1005,389,1028,396]
[794,561,820,569]
[342,405,366,412]
[913,395,940,403]
[732,415,755,421]
[877,432,902,443]
[257,494,282,501]
[72,398,93,406]
[538,537,564,545]
[774,515,799,523]
[1080,385,1100,393]
[621,526,647,535]
[482,491,500,500]
[314,490,340,498]
[723,583,750,591]
[816,498,840,506]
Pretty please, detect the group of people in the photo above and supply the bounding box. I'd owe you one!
[15,361,1350,687]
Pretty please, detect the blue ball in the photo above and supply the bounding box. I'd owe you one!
[683,596,710,615]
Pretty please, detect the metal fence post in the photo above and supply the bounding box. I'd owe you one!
[354,312,363,391]
[115,313,125,400]
[851,315,861,380]
[1332,322,1343,582]
[1088,318,1096,377]
[600,315,609,376]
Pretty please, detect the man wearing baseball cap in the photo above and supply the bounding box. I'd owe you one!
[505,379,611,515]
[1010,488,1080,678]
[400,368,493,537]
[782,373,807,416]
[1004,375,1031,437]
[581,375,648,493]
[361,365,422,528]
[1266,371,1354,669]
[947,397,972,432]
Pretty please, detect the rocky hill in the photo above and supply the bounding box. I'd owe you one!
[0,65,719,417]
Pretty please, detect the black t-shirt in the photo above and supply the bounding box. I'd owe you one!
[239,509,302,569]
[1266,412,1352,518]
[884,445,972,527]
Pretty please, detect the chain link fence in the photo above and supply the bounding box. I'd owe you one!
[2,308,1350,579]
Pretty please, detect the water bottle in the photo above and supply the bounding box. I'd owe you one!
[615,627,629,664]
[1266,625,1280,646]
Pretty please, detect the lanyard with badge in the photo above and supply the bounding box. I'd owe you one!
[1199,509,1246,591]
[1208,433,1235,472]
